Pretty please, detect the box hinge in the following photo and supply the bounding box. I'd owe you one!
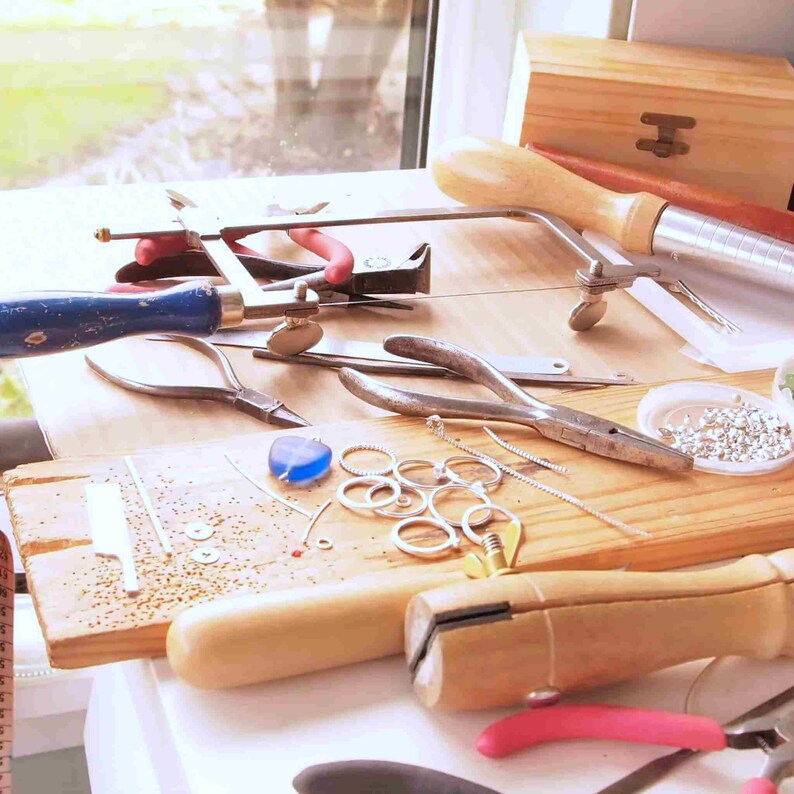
[636,112,696,158]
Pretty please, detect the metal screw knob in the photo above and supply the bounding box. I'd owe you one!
[293,280,308,300]
[524,686,562,708]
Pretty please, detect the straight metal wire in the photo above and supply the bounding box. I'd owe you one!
[224,453,314,518]
[425,417,650,539]
[483,426,569,474]
[320,283,580,309]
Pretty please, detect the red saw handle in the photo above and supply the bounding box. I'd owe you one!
[476,704,728,759]
[122,228,354,291]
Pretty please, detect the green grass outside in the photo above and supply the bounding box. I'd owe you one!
[0,59,183,186]
[0,365,32,419]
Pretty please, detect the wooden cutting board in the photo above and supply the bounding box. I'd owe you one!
[7,368,794,670]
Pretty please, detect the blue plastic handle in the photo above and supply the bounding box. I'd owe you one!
[0,281,223,358]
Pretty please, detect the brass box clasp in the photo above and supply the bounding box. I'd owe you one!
[636,112,696,158]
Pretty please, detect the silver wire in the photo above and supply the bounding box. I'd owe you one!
[482,426,569,474]
[224,453,314,518]
[426,417,650,539]
[321,284,580,309]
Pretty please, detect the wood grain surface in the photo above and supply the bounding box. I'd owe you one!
[7,168,713,459]
[8,368,794,670]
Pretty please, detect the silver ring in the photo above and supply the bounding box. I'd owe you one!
[316,537,334,550]
[428,483,493,529]
[337,475,401,511]
[366,483,429,517]
[461,503,522,546]
[340,444,398,477]
[391,516,460,557]
[392,458,449,490]
[442,455,503,489]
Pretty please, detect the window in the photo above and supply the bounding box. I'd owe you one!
[1,0,437,189]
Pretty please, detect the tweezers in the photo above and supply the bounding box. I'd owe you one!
[338,334,693,471]
[85,335,309,428]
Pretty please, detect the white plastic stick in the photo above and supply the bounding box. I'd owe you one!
[124,456,174,556]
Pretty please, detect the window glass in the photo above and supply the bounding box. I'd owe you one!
[1,0,419,189]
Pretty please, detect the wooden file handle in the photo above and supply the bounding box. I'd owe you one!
[431,136,668,253]
[406,549,794,711]
[527,142,794,244]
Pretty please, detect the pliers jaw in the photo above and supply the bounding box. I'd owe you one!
[540,406,694,471]
[114,243,431,310]
[726,710,794,787]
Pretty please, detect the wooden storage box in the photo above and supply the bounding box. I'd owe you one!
[503,32,794,209]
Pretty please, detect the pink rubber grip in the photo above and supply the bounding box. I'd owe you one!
[741,779,777,794]
[288,228,354,284]
[135,235,186,266]
[476,704,728,759]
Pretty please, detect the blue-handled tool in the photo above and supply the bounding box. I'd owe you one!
[0,190,321,359]
[0,282,221,359]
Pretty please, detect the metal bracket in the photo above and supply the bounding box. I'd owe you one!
[568,261,662,331]
[636,112,696,158]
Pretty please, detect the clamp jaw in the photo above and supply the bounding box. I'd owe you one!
[568,259,661,332]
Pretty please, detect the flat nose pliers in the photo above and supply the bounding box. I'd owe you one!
[337,334,693,471]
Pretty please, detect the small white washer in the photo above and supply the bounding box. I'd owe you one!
[185,522,215,541]
[190,547,220,565]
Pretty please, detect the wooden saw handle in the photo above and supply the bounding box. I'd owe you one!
[431,136,668,253]
[406,549,794,711]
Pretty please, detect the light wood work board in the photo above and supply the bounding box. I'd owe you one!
[8,368,794,670]
[3,168,714,458]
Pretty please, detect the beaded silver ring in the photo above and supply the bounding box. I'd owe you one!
[339,444,398,477]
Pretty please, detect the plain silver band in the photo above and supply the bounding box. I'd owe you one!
[336,475,401,510]
[442,455,503,489]
[391,516,460,557]
[366,483,429,518]
[392,458,449,490]
[461,503,522,546]
[428,483,493,529]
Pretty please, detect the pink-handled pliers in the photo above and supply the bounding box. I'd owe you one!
[477,704,794,793]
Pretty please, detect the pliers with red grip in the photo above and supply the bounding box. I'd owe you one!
[477,703,794,793]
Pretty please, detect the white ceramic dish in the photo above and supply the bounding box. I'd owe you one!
[636,381,794,476]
